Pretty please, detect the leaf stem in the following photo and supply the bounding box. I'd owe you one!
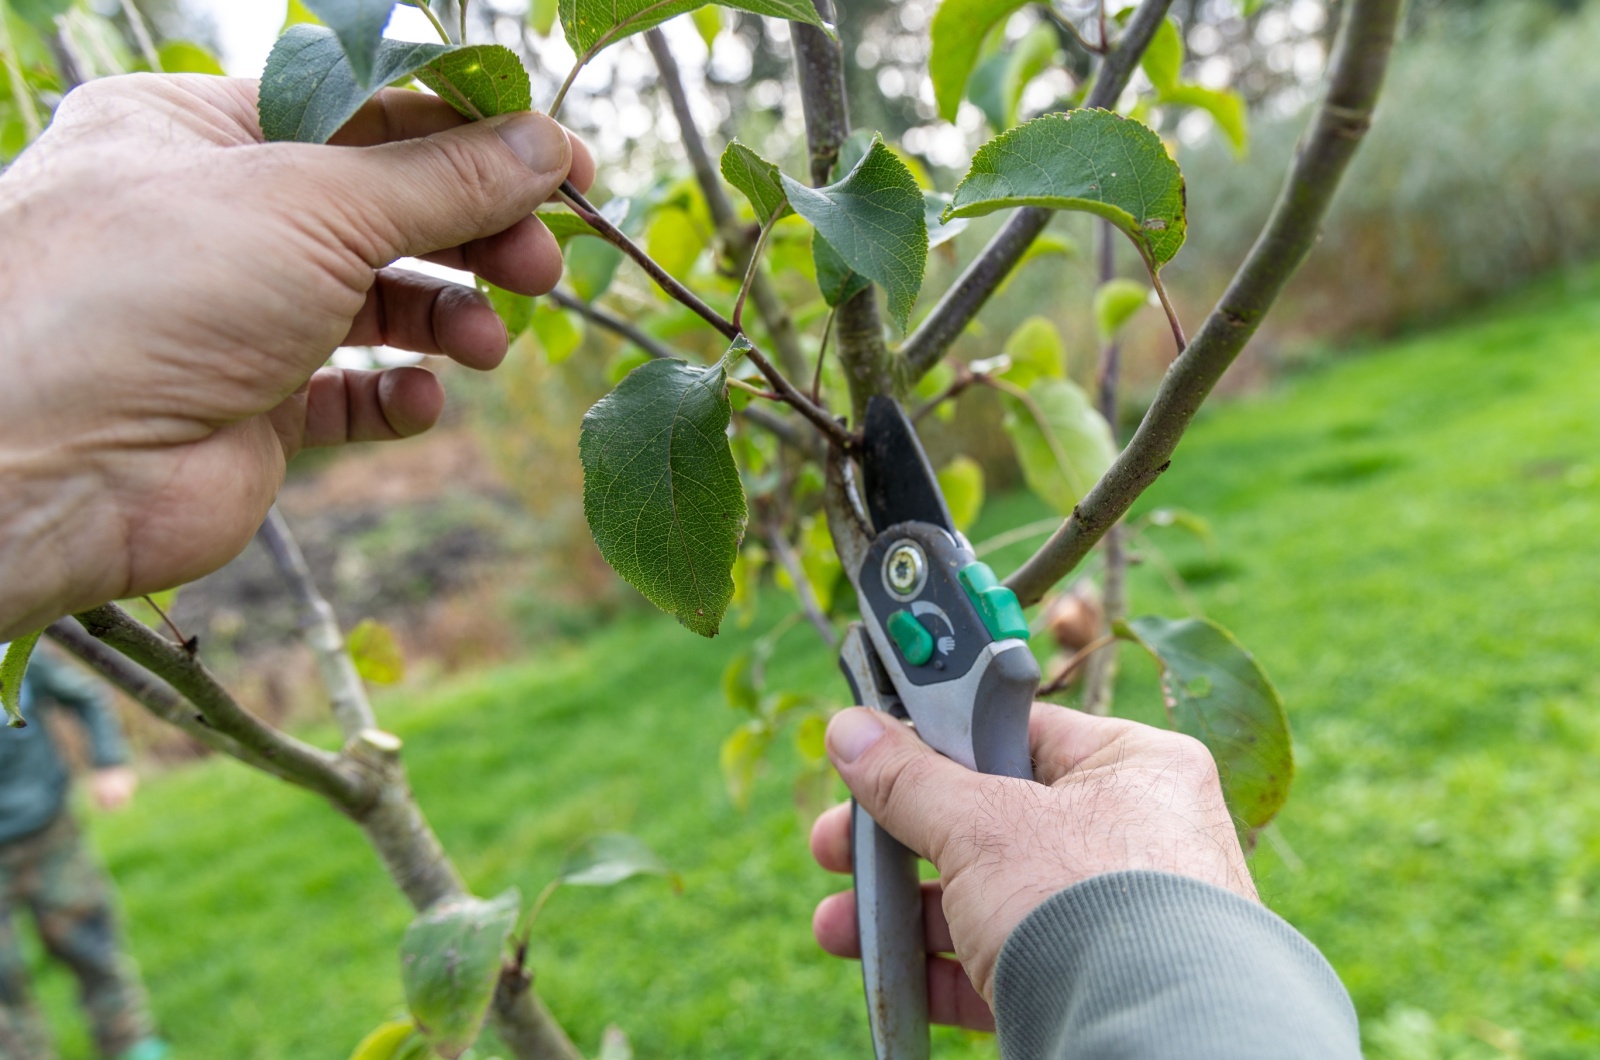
[731,217,777,333]
[1145,262,1188,352]
[810,307,836,403]
[417,0,454,44]
[1038,632,1116,696]
[459,0,469,45]
[728,377,782,402]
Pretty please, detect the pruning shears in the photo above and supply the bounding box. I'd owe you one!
[836,397,1040,1059]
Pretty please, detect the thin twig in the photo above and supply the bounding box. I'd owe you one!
[255,506,377,741]
[140,594,189,650]
[729,378,782,401]
[73,603,371,810]
[811,307,836,403]
[416,0,453,44]
[116,0,161,70]
[1006,0,1403,604]
[731,217,777,332]
[1039,632,1116,696]
[899,0,1179,381]
[1043,4,1108,55]
[911,364,977,423]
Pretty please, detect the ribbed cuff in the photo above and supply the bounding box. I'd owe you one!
[993,871,1359,1060]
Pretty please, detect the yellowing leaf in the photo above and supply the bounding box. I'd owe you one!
[1093,278,1151,341]
[690,5,721,49]
[348,618,404,685]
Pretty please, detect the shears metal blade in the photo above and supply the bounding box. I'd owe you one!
[837,398,1041,1059]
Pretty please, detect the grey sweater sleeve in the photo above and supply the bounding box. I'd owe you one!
[992,871,1359,1060]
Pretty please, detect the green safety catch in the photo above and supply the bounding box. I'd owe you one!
[886,610,935,666]
[957,563,1030,642]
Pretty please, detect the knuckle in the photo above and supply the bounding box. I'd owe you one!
[425,134,506,208]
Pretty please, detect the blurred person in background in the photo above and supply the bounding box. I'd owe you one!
[0,645,166,1060]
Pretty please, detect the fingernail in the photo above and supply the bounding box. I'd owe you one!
[493,113,570,173]
[829,708,885,765]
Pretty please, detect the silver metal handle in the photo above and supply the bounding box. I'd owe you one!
[852,799,929,1060]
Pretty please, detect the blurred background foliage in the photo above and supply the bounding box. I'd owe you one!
[3,0,1600,1056]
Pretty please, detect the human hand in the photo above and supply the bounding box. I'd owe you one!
[0,74,594,639]
[90,765,139,812]
[809,702,1255,1029]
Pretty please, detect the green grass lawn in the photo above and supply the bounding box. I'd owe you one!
[29,266,1600,1058]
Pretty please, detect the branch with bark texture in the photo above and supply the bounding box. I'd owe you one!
[1005,0,1403,605]
[73,602,371,809]
[899,0,1179,381]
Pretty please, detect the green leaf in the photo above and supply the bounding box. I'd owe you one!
[579,350,748,637]
[946,110,1188,269]
[411,44,533,121]
[558,0,824,60]
[349,1020,418,1060]
[1140,17,1182,94]
[558,833,675,887]
[1093,278,1151,341]
[1116,616,1294,830]
[400,890,521,1060]
[157,41,226,75]
[1000,22,1058,129]
[530,303,583,364]
[924,193,968,250]
[781,139,928,331]
[1161,84,1248,156]
[302,0,397,88]
[928,0,1028,123]
[645,207,705,280]
[566,237,623,301]
[797,516,841,615]
[812,234,870,308]
[794,712,828,762]
[721,650,760,713]
[348,618,405,685]
[690,5,722,49]
[479,281,533,336]
[606,347,653,385]
[720,140,790,227]
[1003,378,1116,517]
[1001,315,1066,390]
[536,210,601,244]
[528,0,559,35]
[259,26,530,144]
[0,632,41,728]
[720,721,771,811]
[937,456,985,532]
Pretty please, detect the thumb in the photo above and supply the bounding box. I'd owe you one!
[312,111,574,264]
[826,707,985,867]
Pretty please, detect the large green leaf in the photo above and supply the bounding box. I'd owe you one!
[945,110,1188,268]
[400,889,521,1060]
[558,0,824,60]
[557,834,676,887]
[0,632,40,728]
[928,0,1028,123]
[1002,378,1116,517]
[259,26,529,144]
[781,139,928,331]
[812,234,870,308]
[579,346,748,638]
[1116,616,1294,830]
[720,140,790,226]
[302,0,396,87]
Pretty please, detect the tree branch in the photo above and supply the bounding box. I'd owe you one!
[792,0,893,424]
[762,522,838,648]
[72,603,372,809]
[898,0,1178,381]
[1006,0,1403,605]
[256,506,376,741]
[45,620,297,781]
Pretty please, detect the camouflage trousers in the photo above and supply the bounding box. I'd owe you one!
[0,812,152,1059]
